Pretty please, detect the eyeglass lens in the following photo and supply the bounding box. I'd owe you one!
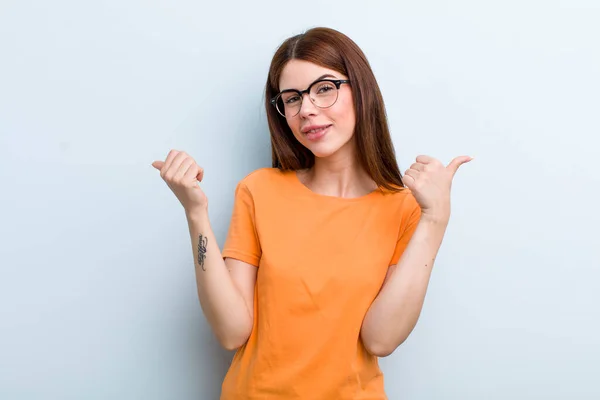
[276,80,340,117]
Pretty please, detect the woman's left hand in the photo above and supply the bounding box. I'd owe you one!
[403,155,473,223]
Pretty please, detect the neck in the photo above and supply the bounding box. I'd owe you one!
[300,142,378,198]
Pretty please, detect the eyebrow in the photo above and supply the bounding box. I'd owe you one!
[316,74,337,80]
[280,74,338,92]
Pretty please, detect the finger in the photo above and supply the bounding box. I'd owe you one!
[404,168,420,181]
[151,161,164,170]
[162,150,180,175]
[416,155,435,164]
[402,173,415,190]
[174,157,196,181]
[183,163,203,184]
[410,162,425,172]
[446,156,473,176]
[164,152,189,180]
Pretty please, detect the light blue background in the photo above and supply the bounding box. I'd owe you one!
[1,1,599,398]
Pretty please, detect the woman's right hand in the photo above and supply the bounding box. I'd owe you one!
[152,150,208,213]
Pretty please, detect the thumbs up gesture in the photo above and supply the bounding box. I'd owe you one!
[403,155,473,223]
[152,150,208,214]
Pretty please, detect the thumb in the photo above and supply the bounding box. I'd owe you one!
[446,156,473,176]
[151,161,165,170]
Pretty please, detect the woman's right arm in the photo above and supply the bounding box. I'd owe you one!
[152,150,256,350]
[185,210,256,350]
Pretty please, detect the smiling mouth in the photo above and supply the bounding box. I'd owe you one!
[304,125,332,141]
[305,125,330,134]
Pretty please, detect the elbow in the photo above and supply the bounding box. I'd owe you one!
[216,326,252,351]
[212,311,254,351]
[221,338,244,351]
[362,331,408,358]
[218,333,249,351]
[363,340,397,358]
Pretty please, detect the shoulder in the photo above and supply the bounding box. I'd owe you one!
[379,187,421,217]
[235,167,291,192]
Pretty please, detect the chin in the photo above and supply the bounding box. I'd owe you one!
[311,146,341,158]
[311,138,355,160]
[298,139,342,159]
[295,131,349,157]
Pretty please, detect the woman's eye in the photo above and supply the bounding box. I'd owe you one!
[285,96,300,104]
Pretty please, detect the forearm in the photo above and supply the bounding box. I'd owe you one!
[185,210,252,350]
[361,215,448,356]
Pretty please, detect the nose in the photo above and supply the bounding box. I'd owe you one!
[297,92,318,118]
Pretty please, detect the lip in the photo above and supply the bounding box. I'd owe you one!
[301,124,332,134]
[304,124,331,141]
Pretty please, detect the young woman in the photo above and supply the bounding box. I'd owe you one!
[152,27,471,400]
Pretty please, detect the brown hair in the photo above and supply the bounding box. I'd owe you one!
[265,27,405,192]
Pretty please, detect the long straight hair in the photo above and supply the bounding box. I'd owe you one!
[265,27,405,192]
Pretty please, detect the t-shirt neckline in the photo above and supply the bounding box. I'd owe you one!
[285,170,382,202]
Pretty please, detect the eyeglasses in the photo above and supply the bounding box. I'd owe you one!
[270,79,350,118]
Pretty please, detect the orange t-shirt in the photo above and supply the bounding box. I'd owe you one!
[220,168,421,400]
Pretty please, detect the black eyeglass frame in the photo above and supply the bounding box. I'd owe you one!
[270,79,351,117]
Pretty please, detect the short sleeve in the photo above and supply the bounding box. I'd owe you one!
[222,182,262,266]
[389,193,422,266]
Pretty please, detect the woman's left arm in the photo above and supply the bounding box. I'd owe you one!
[361,154,473,357]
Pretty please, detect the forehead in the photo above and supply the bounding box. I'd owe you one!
[279,60,346,91]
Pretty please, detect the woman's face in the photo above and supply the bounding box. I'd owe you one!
[278,60,356,160]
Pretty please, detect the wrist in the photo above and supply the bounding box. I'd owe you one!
[420,210,450,225]
[185,207,209,223]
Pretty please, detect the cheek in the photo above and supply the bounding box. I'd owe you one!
[286,117,302,137]
[333,98,356,133]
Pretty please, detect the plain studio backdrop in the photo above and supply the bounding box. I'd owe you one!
[1,1,598,399]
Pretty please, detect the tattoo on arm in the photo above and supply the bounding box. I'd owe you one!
[197,234,208,271]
